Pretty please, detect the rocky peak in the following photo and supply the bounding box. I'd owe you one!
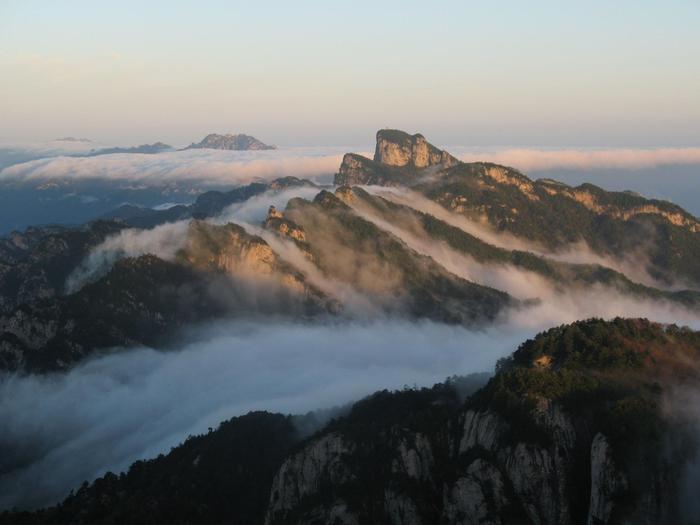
[263,207,308,244]
[184,133,276,151]
[267,205,283,220]
[181,220,278,276]
[334,186,358,205]
[374,129,458,168]
[334,130,459,186]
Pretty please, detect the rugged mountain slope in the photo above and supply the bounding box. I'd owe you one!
[0,255,234,372]
[102,177,317,229]
[184,133,276,151]
[417,165,700,286]
[0,221,125,313]
[3,129,700,375]
[335,131,700,287]
[0,222,333,373]
[337,185,700,307]
[0,177,317,308]
[266,318,700,525]
[5,319,699,524]
[274,190,513,323]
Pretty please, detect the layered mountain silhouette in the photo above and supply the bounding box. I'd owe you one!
[1,129,700,372]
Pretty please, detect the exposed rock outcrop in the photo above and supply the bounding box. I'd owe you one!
[180,220,322,298]
[587,433,627,525]
[374,129,458,169]
[265,432,355,524]
[335,129,458,186]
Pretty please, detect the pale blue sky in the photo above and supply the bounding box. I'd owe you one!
[1,0,699,146]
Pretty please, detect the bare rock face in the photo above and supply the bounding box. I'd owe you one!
[587,433,627,525]
[335,130,459,186]
[442,459,510,525]
[336,153,394,186]
[265,432,356,524]
[459,410,505,453]
[264,206,307,243]
[374,129,458,169]
[180,220,322,299]
[392,433,435,481]
[182,221,279,276]
[265,399,644,525]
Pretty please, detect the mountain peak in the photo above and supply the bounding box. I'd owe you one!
[374,129,458,168]
[184,133,276,151]
[335,130,459,186]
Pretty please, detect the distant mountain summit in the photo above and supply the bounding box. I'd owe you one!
[184,133,276,151]
[85,142,172,156]
[54,137,92,143]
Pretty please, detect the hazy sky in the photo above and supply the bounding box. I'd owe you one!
[1,0,699,146]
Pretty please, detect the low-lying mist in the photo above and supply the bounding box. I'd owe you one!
[0,148,356,186]
[0,320,526,511]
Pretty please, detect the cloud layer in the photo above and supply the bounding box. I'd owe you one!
[0,320,524,510]
[0,147,360,186]
[454,147,700,172]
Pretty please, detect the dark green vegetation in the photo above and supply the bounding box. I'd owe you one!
[1,412,300,525]
[4,319,699,524]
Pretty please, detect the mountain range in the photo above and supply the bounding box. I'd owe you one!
[1,130,700,372]
[1,130,700,523]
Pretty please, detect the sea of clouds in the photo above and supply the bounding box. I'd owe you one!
[0,320,525,510]
[2,143,700,511]
[0,147,362,186]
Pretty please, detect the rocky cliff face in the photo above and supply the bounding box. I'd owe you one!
[374,129,458,169]
[180,220,321,298]
[263,401,603,525]
[261,319,699,525]
[335,130,458,186]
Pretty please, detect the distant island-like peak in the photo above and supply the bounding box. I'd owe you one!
[184,133,276,151]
